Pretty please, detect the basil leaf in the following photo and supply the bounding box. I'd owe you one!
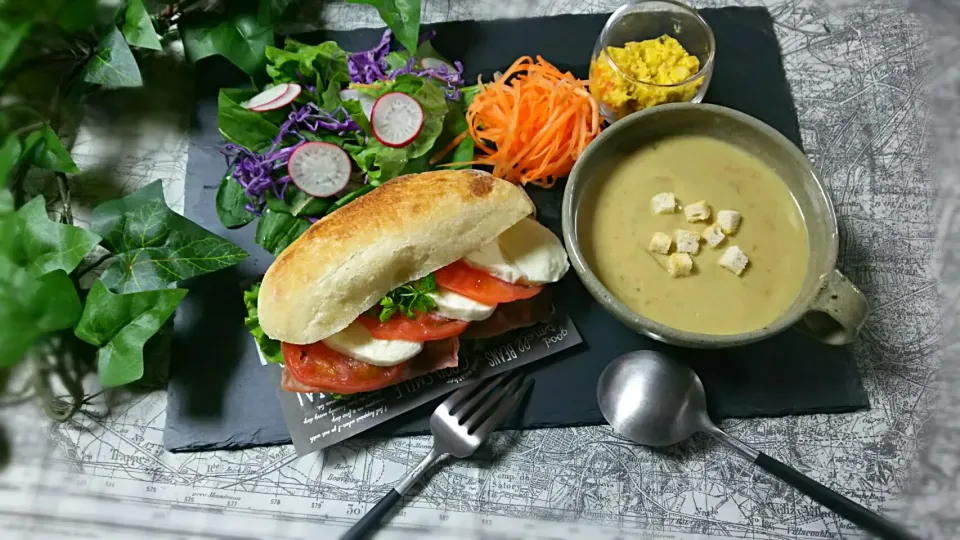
[243,282,283,364]
[82,26,143,87]
[180,4,275,75]
[290,189,330,217]
[0,20,30,73]
[92,181,248,293]
[255,208,310,255]
[17,196,101,276]
[218,88,281,151]
[347,0,421,54]
[121,0,162,51]
[215,173,256,229]
[74,279,187,387]
[23,125,79,174]
[0,264,81,368]
[385,50,411,70]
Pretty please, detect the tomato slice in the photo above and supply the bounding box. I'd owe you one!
[282,341,407,394]
[434,260,542,305]
[357,312,469,341]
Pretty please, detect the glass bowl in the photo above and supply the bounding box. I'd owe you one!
[589,0,716,123]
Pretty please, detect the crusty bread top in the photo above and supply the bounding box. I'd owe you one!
[258,169,534,344]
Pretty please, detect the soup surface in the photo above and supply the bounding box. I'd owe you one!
[582,134,809,335]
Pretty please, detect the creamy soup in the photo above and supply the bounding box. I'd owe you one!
[581,134,809,335]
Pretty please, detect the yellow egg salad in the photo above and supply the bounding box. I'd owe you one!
[590,35,703,119]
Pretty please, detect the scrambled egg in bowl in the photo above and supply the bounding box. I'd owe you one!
[590,35,704,119]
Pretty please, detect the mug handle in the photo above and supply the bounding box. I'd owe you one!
[795,269,869,345]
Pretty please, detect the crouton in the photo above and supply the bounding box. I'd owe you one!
[717,210,742,234]
[667,253,694,277]
[649,232,672,254]
[719,246,749,276]
[702,223,726,248]
[684,200,711,222]
[674,230,701,255]
[651,192,676,214]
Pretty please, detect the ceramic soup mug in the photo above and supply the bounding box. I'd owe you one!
[562,103,869,348]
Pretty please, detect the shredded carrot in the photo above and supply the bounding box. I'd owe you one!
[449,56,601,187]
[429,131,468,165]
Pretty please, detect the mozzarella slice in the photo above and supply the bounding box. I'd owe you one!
[429,288,496,321]
[322,321,423,367]
[463,218,570,285]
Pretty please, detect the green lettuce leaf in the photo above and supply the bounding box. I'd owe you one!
[265,38,349,87]
[243,282,283,364]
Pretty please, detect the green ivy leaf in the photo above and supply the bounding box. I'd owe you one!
[180,5,274,76]
[82,25,143,87]
[17,196,101,276]
[258,0,292,26]
[346,0,421,54]
[0,136,21,184]
[217,88,280,151]
[91,181,248,293]
[215,173,256,228]
[23,125,79,174]
[0,264,81,368]
[0,20,30,73]
[254,208,310,255]
[121,0,162,51]
[74,279,187,387]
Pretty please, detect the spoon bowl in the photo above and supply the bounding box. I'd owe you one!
[596,350,918,540]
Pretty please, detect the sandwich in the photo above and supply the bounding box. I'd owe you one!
[256,169,569,395]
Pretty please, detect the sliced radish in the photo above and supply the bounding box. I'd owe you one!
[287,142,352,197]
[421,57,456,73]
[371,92,424,148]
[339,89,376,119]
[250,83,301,112]
[242,84,290,110]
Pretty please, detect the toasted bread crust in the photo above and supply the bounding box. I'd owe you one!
[258,170,534,344]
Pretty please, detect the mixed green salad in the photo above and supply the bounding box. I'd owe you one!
[215,25,476,256]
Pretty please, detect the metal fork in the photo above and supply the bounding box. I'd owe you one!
[341,371,533,540]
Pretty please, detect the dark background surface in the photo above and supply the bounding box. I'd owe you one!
[164,8,869,452]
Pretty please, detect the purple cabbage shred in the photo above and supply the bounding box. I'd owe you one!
[348,29,393,84]
[224,103,360,214]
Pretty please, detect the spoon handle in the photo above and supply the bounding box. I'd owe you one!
[754,452,918,540]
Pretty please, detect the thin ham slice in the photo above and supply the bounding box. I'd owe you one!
[461,288,554,339]
[281,337,460,394]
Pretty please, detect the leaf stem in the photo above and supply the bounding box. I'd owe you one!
[55,173,73,225]
[74,253,115,281]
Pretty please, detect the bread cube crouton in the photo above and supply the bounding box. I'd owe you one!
[684,200,711,222]
[649,232,672,254]
[667,253,694,278]
[717,210,742,234]
[651,192,676,214]
[674,230,701,255]
[719,246,749,276]
[702,223,725,248]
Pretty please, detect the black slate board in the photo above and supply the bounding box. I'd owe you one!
[164,8,869,452]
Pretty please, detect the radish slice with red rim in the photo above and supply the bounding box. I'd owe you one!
[242,84,290,110]
[249,83,302,112]
[287,142,352,198]
[371,92,424,148]
[339,89,376,119]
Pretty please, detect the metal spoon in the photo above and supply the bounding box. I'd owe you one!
[597,350,918,540]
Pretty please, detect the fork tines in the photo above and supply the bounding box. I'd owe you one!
[439,371,532,437]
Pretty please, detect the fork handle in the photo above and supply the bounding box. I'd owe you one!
[340,448,444,540]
